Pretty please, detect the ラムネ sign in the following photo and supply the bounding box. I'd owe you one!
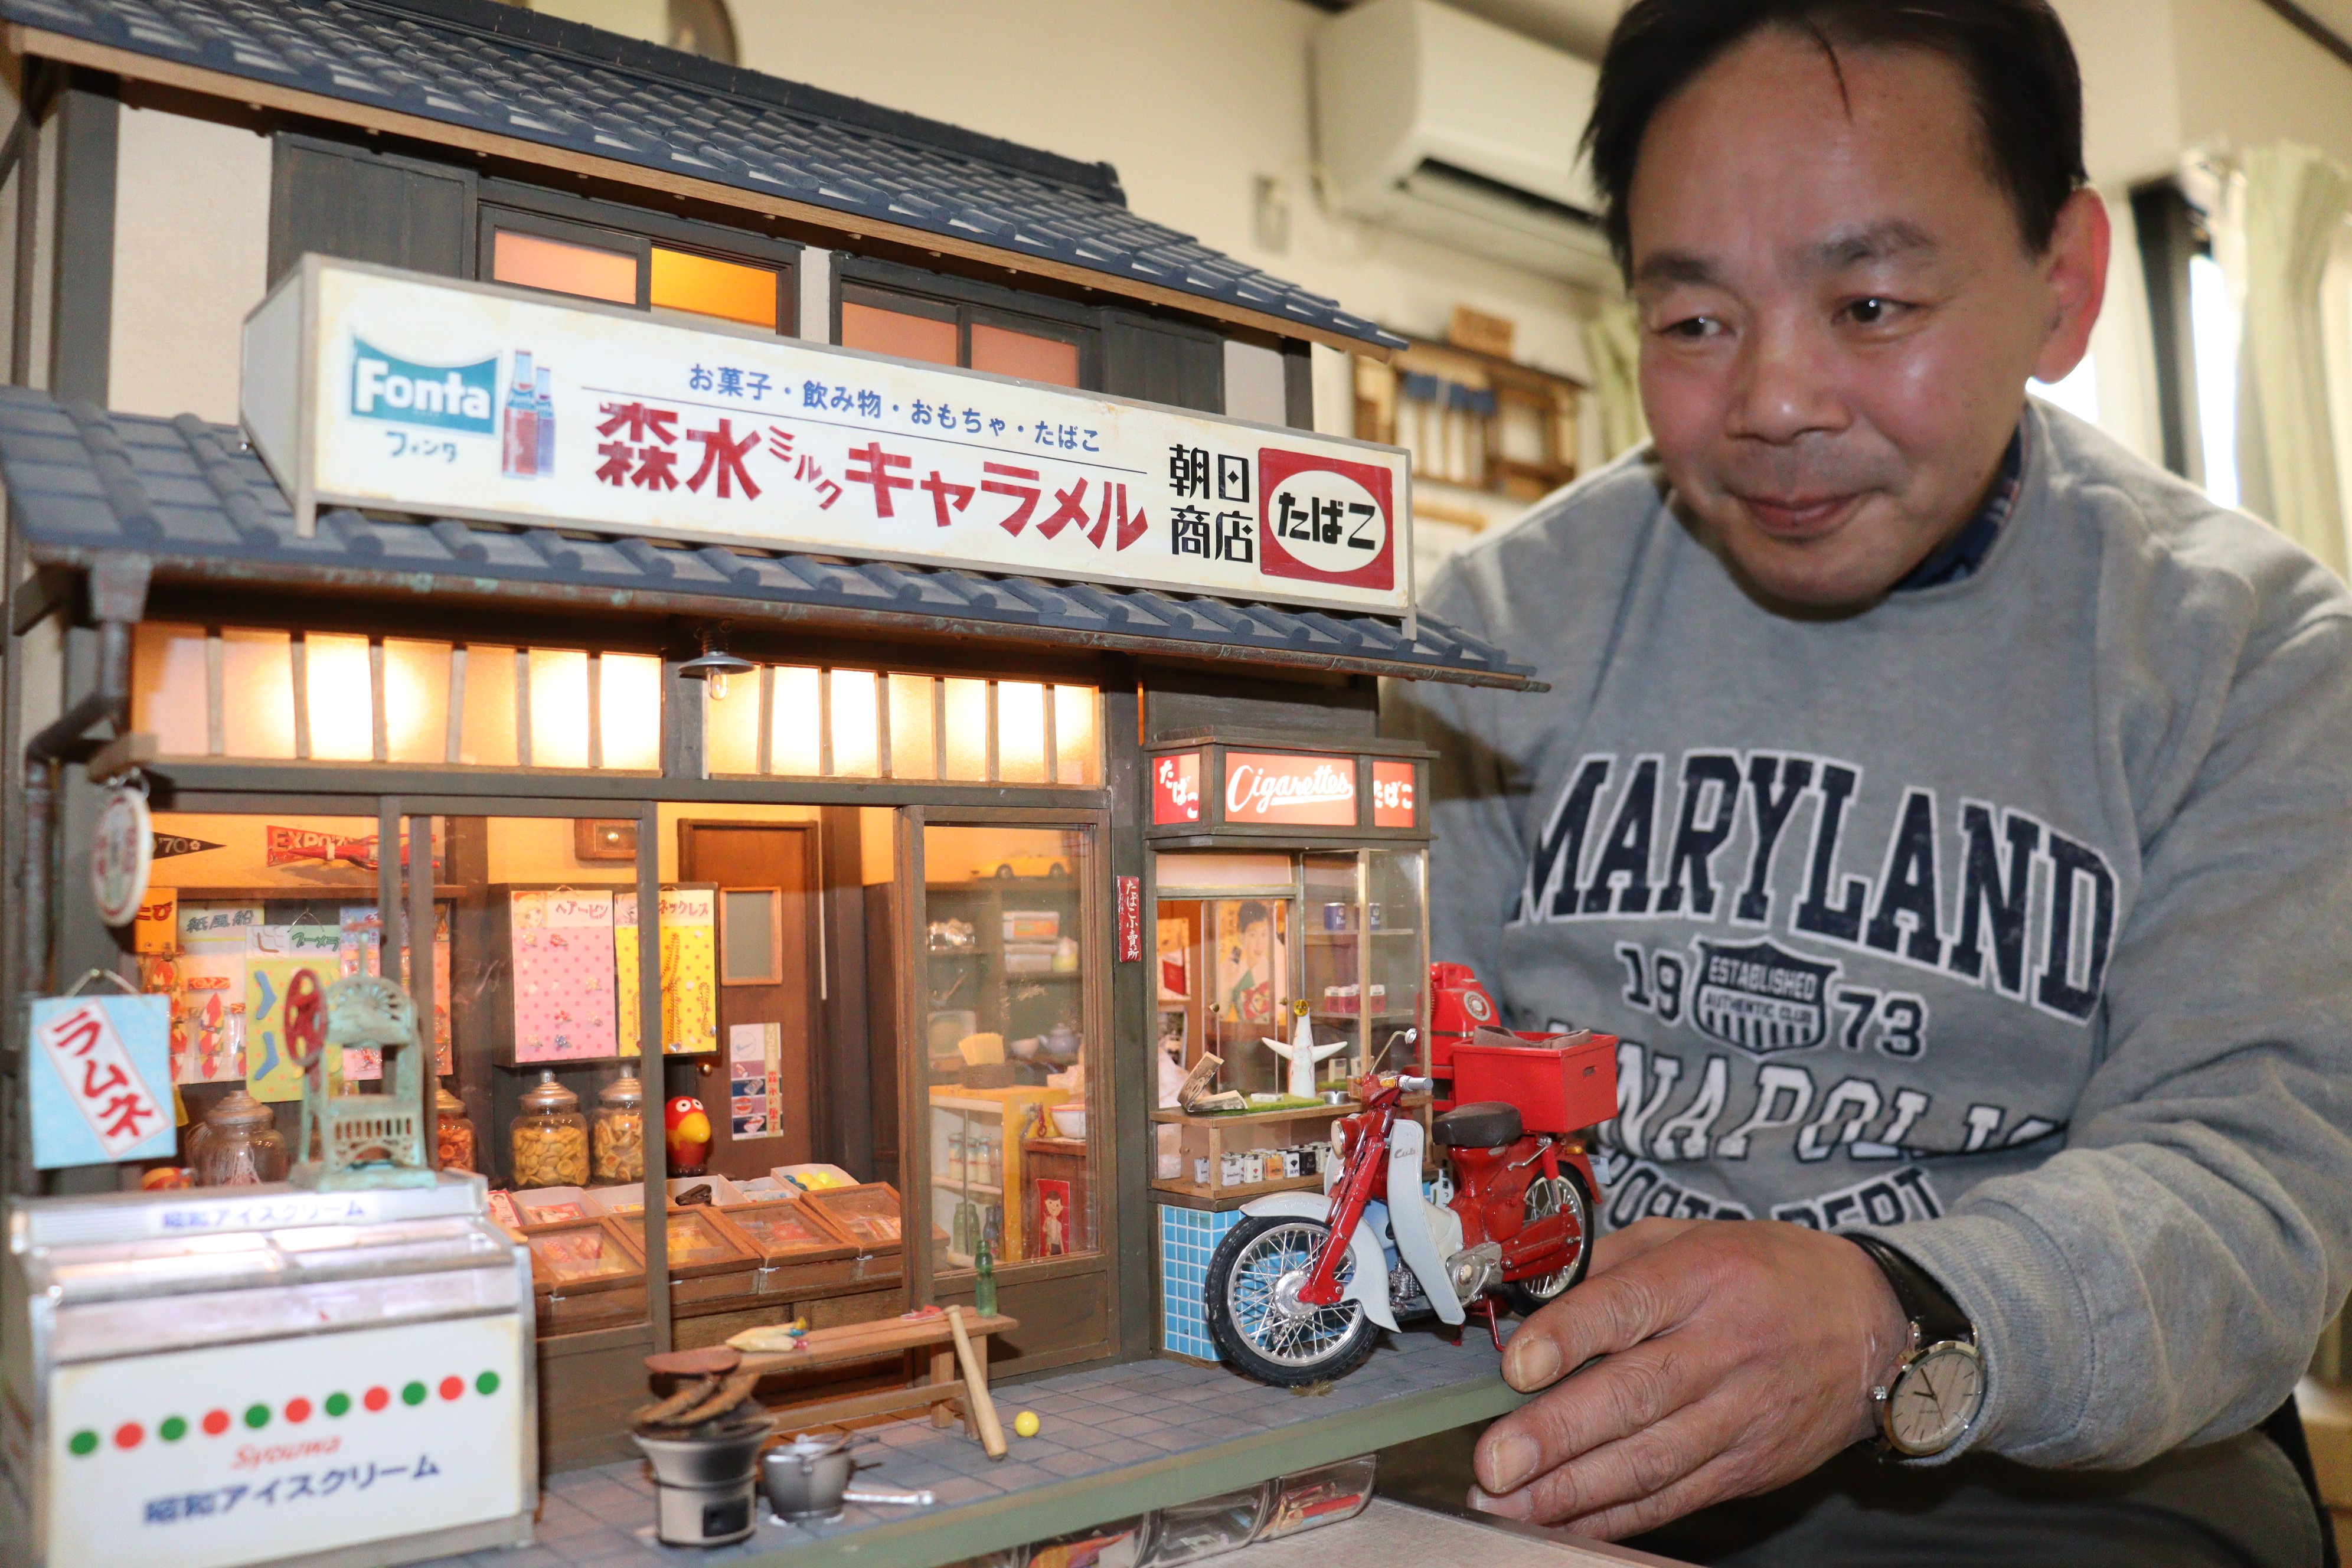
[30,994,172,1168]
[1223,751,1358,827]
[244,259,1415,617]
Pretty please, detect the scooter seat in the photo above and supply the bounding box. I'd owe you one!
[1433,1101,1522,1148]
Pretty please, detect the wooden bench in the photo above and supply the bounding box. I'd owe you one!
[734,1310,1019,1440]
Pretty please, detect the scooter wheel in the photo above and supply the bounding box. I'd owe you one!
[1204,1216,1378,1386]
[1501,1169,1593,1319]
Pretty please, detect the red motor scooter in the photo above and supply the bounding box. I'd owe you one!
[1202,1023,1618,1386]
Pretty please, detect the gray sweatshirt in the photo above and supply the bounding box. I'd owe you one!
[1387,402,2352,1469]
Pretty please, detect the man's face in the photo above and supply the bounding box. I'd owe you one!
[1627,30,2105,609]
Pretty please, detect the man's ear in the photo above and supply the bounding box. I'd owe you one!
[2031,188,2111,386]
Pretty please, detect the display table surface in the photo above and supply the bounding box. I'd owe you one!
[423,1328,1527,1568]
[1219,1498,1692,1567]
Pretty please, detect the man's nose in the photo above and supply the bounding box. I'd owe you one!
[1725,320,1850,444]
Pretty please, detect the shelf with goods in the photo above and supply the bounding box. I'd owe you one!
[1151,1099,1439,1213]
[923,870,1084,1092]
[929,1086,1072,1268]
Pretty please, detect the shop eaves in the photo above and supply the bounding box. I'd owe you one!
[0,389,1541,690]
[0,0,1406,355]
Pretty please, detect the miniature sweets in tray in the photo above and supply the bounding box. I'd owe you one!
[1203,1014,1618,1386]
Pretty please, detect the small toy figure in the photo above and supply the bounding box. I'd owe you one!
[1259,1007,1346,1100]
[665,1095,711,1176]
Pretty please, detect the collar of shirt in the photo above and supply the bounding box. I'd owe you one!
[1892,426,2026,593]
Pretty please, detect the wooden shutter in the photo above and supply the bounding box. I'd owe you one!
[1101,308,1224,414]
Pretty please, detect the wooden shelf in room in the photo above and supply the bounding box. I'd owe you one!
[164,884,468,903]
[1152,1102,1357,1126]
[1151,1172,1324,1204]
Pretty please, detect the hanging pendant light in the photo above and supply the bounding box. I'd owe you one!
[677,628,756,702]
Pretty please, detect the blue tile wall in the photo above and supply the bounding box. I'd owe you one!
[1158,1205,1245,1361]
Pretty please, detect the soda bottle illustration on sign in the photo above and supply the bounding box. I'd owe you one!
[503,350,538,478]
[534,364,556,477]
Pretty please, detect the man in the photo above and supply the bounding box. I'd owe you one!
[1387,2,2352,1563]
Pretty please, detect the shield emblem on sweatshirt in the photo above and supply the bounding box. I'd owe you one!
[1691,939,1836,1055]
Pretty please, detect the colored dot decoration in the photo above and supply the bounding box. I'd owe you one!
[68,1370,502,1456]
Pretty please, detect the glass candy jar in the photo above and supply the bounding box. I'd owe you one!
[512,1070,589,1188]
[592,1074,645,1185]
[192,1090,289,1186]
[435,1083,476,1172]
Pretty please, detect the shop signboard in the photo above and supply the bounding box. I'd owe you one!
[1221,750,1359,828]
[29,993,173,1168]
[243,259,1415,617]
[44,1314,527,1568]
[1371,759,1419,828]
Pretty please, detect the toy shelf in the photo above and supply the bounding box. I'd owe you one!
[1152,1102,1357,1126]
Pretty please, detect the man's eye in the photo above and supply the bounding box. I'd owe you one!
[1843,298,1905,326]
[1661,316,1720,341]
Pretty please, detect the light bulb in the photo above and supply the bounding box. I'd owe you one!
[708,669,730,703]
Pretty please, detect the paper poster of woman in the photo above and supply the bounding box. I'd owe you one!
[1216,899,1284,1028]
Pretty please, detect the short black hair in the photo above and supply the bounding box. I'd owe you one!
[1583,0,2086,272]
[1236,900,1269,932]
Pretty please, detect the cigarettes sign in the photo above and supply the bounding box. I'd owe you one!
[246,259,1416,617]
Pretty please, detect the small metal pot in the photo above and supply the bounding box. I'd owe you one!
[761,1432,856,1523]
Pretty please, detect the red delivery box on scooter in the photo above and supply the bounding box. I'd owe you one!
[1452,1025,1618,1137]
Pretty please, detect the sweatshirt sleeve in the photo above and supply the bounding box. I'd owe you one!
[1382,566,1533,1004]
[1863,596,2352,1468]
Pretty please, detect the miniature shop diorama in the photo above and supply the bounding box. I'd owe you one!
[0,4,1598,1566]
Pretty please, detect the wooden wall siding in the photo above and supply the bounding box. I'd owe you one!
[268,131,475,287]
[1102,308,1224,415]
[538,1321,655,1473]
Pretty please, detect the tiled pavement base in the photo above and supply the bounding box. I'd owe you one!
[428,1325,1516,1568]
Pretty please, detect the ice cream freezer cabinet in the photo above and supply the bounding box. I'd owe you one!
[3,1173,537,1568]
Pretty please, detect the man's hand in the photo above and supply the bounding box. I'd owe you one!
[1469,1218,1911,1538]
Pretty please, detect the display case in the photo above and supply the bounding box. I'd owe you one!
[724,1195,862,1295]
[520,1214,648,1332]
[655,1205,765,1311]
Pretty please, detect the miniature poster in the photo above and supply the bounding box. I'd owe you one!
[1214,899,1285,1029]
[728,1021,782,1138]
[616,887,718,1056]
[171,903,259,1085]
[396,904,456,1076]
[244,923,341,1100]
[1156,916,1191,1004]
[1033,1177,1073,1259]
[511,889,617,1062]
[29,992,172,1168]
[132,890,178,955]
[338,906,384,1079]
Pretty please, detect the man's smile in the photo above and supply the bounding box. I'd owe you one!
[1729,489,1868,539]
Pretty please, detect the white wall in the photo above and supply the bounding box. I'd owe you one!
[108,103,272,423]
[727,0,1602,389]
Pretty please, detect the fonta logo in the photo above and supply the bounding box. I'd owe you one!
[350,338,496,433]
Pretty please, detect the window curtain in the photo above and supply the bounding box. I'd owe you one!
[1582,298,1649,463]
[2234,141,2352,577]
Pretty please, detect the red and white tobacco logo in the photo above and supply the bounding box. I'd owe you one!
[1257,449,1396,592]
[1223,752,1358,827]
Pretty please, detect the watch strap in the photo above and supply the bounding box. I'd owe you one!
[1848,1233,1972,1345]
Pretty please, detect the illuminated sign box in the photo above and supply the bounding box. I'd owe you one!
[242,257,1415,618]
[1144,739,1429,838]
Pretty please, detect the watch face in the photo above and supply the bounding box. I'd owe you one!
[1886,1342,1983,1456]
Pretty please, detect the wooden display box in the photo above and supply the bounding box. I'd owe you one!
[519,1214,647,1333]
[721,1197,864,1296]
[804,1181,912,1258]
[654,1205,764,1312]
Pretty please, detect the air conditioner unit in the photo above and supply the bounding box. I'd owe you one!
[1315,0,1618,286]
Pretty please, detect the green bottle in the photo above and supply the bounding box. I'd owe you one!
[974,1236,998,1318]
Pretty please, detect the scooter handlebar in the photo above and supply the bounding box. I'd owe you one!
[1397,1074,1434,1094]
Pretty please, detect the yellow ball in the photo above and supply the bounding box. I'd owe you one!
[1013,1410,1041,1439]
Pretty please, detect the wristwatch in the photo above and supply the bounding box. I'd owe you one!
[1848,1233,1983,1458]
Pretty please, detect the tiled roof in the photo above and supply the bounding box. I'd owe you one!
[4,0,1404,351]
[0,390,1537,688]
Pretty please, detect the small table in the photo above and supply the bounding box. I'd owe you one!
[741,1309,1018,1441]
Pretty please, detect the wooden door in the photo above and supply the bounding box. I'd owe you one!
[677,821,820,1178]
